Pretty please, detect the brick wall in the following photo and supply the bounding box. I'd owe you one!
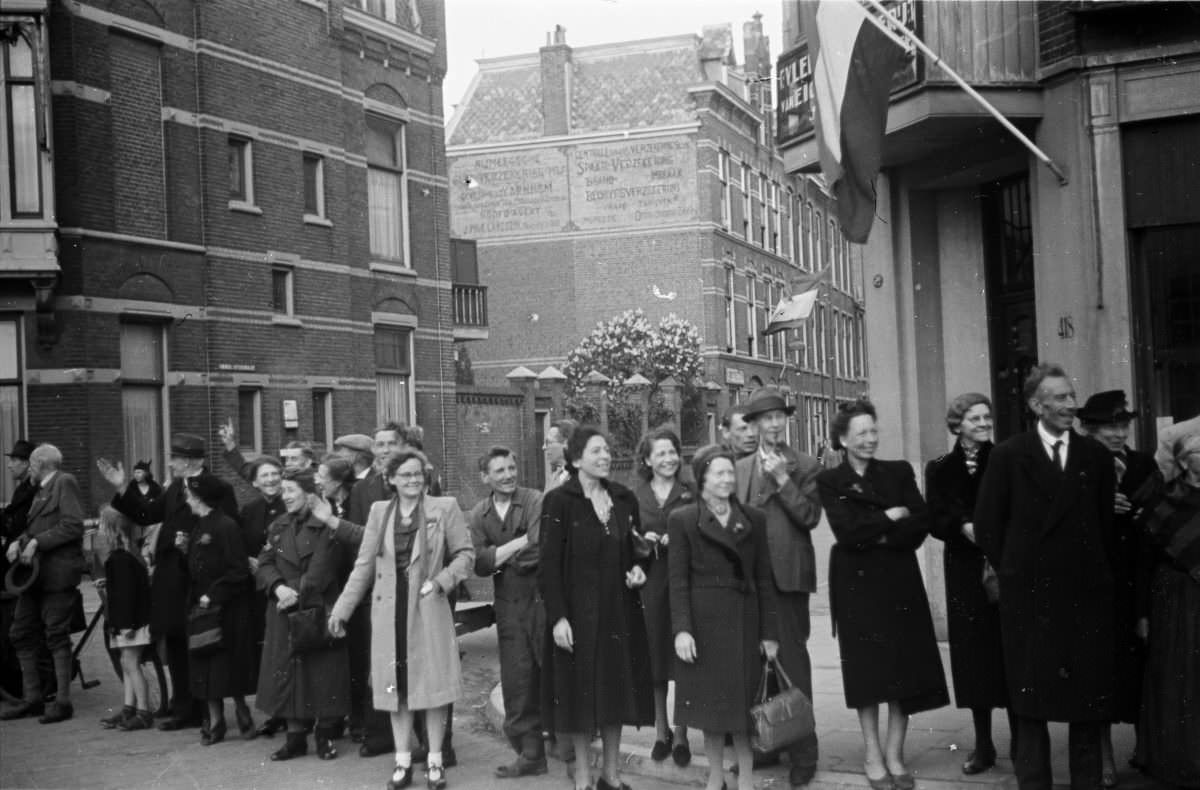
[1037,2,1079,67]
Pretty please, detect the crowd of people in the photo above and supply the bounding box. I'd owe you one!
[0,361,1197,790]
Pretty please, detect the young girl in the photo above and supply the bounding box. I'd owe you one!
[96,505,153,731]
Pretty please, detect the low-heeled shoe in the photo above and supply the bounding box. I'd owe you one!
[962,749,996,775]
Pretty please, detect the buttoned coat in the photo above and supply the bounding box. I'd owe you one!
[254,509,350,719]
[146,475,239,637]
[735,446,823,593]
[331,495,474,712]
[189,510,257,699]
[633,477,695,683]
[974,430,1118,722]
[22,472,85,592]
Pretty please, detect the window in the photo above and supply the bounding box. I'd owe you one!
[366,115,408,265]
[741,165,751,239]
[829,219,840,290]
[769,181,779,254]
[302,154,325,220]
[312,390,333,450]
[120,322,164,478]
[4,33,41,217]
[724,266,736,352]
[237,389,262,454]
[745,276,758,357]
[813,212,824,272]
[791,326,807,369]
[757,173,767,247]
[801,203,813,271]
[718,150,731,230]
[374,325,413,424]
[271,267,294,315]
[228,136,254,206]
[0,319,22,505]
[780,188,791,261]
[816,304,827,374]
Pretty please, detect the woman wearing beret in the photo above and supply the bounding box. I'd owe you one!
[924,394,1011,775]
[633,426,695,766]
[1134,433,1200,788]
[670,444,778,790]
[185,473,257,746]
[255,468,351,762]
[818,399,948,790]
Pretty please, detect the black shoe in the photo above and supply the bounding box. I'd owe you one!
[962,749,996,775]
[650,730,673,761]
[118,710,154,731]
[202,719,227,746]
[789,763,817,788]
[235,707,256,740]
[101,705,135,729]
[426,763,447,790]
[596,778,631,790]
[270,732,308,761]
[388,764,413,789]
[0,700,44,721]
[751,750,780,770]
[153,703,171,719]
[256,717,283,738]
[157,715,201,731]
[38,701,74,724]
[495,755,548,778]
[360,739,392,758]
[672,740,691,767]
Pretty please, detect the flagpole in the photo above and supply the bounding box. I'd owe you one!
[857,0,1070,186]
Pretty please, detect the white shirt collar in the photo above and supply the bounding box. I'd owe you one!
[1036,421,1070,462]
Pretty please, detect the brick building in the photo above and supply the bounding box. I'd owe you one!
[0,0,477,508]
[778,0,1199,467]
[447,18,866,456]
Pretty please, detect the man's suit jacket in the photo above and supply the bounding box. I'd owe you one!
[975,429,1118,722]
[22,472,85,592]
[348,471,388,527]
[735,445,823,593]
[1,475,39,594]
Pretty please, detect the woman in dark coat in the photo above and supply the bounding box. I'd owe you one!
[185,473,257,746]
[633,426,695,766]
[925,393,1011,775]
[669,445,778,790]
[818,399,949,790]
[255,468,350,763]
[112,460,163,527]
[1134,433,1200,788]
[540,426,654,790]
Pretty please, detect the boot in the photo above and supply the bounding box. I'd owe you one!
[270,731,308,761]
[315,725,339,760]
[1,651,45,720]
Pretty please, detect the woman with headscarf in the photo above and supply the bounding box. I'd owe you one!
[669,444,778,790]
[255,468,351,762]
[925,393,1012,775]
[633,427,695,766]
[1134,433,1200,788]
[328,449,474,790]
[185,473,257,745]
[540,425,654,790]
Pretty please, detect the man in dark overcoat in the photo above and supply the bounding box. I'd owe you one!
[2,444,84,723]
[99,433,239,731]
[468,446,545,778]
[1,440,43,704]
[975,364,1118,790]
[735,386,823,787]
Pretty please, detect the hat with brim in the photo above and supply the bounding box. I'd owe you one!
[1077,390,1137,424]
[742,386,796,421]
[333,434,373,455]
[5,555,40,596]
[5,439,34,460]
[170,433,207,459]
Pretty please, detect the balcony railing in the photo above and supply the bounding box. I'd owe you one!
[452,283,488,327]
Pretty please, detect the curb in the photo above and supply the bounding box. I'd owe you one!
[485,683,1020,790]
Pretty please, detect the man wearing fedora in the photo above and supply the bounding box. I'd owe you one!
[735,386,823,787]
[99,433,238,731]
[1077,390,1159,782]
[2,444,84,724]
[1,439,41,704]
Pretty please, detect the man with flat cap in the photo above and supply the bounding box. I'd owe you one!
[735,386,823,787]
[99,433,238,731]
[1,440,41,703]
[1078,390,1160,777]
[333,433,374,482]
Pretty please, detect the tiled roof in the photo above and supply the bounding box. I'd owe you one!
[449,65,544,146]
[448,37,705,146]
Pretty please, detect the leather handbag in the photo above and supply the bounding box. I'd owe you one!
[187,604,223,655]
[750,656,816,753]
[287,606,333,655]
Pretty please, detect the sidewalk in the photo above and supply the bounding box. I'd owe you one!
[488,596,1166,790]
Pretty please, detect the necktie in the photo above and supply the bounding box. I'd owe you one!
[1052,440,1064,471]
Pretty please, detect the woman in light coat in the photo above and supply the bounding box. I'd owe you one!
[329,449,474,790]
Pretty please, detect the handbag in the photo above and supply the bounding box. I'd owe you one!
[750,656,816,753]
[287,605,333,655]
[187,604,223,655]
[981,560,1000,604]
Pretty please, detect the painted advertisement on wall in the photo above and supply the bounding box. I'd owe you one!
[568,136,697,230]
[449,149,570,238]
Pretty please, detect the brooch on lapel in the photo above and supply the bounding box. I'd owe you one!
[849,483,864,494]
[680,491,693,502]
[731,520,746,535]
[198,533,213,546]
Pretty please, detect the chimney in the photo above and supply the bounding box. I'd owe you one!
[742,12,772,111]
[539,25,571,136]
